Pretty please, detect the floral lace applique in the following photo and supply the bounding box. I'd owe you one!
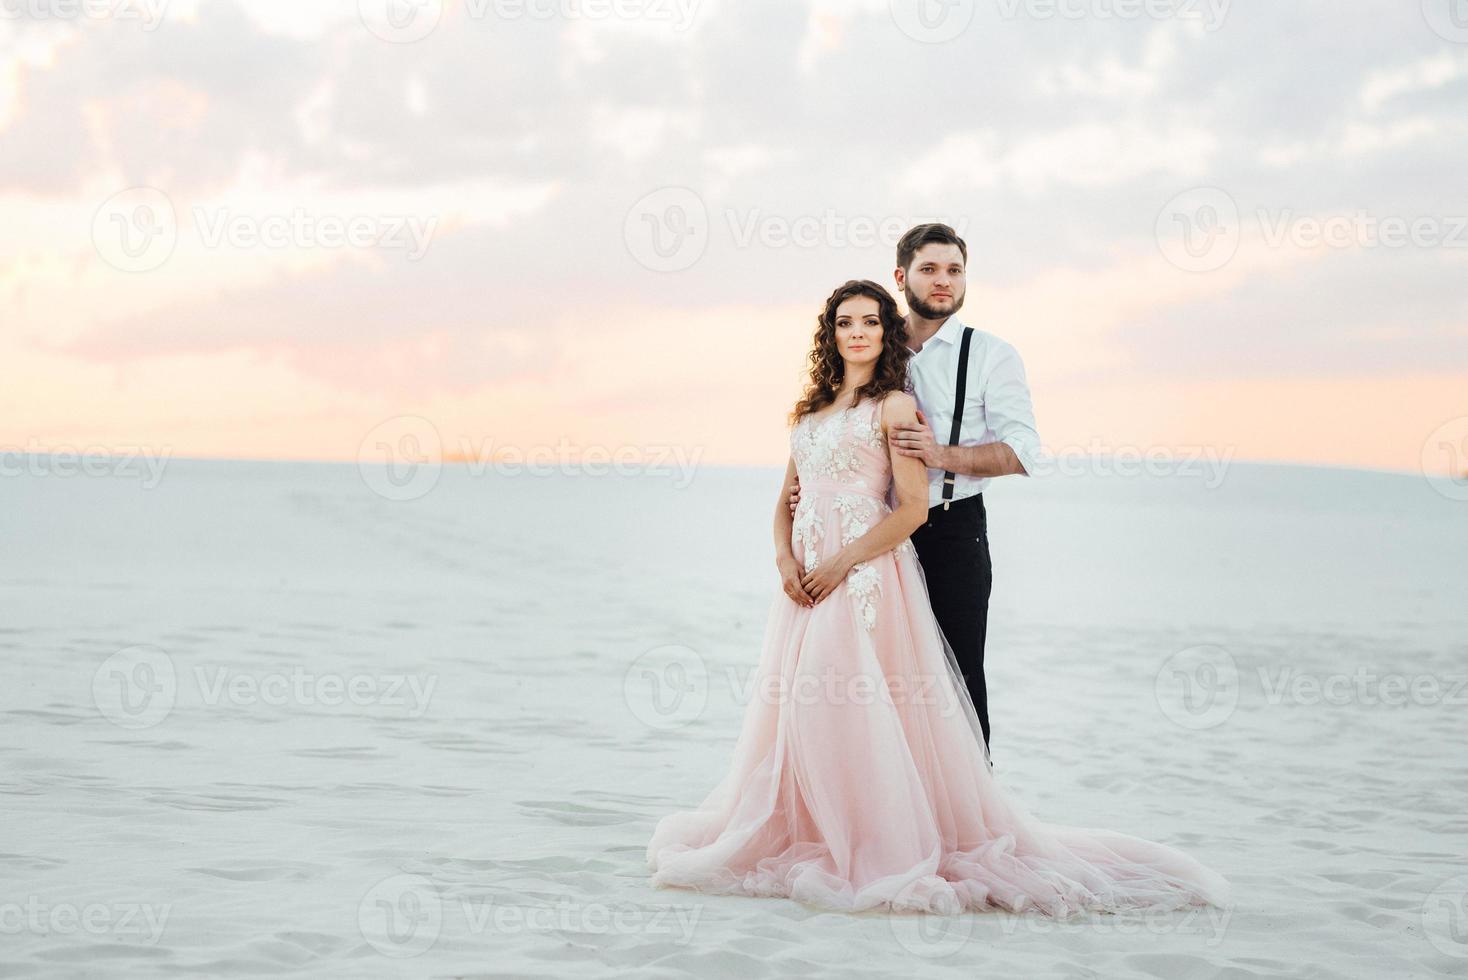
[834,493,883,631]
[846,564,882,631]
[791,500,824,571]
[793,407,860,480]
[847,405,885,451]
[787,399,905,630]
[833,493,876,542]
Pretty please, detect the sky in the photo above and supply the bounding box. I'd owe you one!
[1,0,1465,478]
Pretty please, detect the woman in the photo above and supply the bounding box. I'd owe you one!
[645,280,1231,915]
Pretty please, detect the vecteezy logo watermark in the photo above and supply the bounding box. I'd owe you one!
[358,0,445,43]
[359,874,443,957]
[1025,442,1235,488]
[357,876,702,957]
[450,438,703,488]
[1256,210,1468,251]
[993,0,1230,30]
[0,443,172,489]
[1156,186,1240,273]
[1423,874,1468,958]
[1421,417,1468,501]
[889,0,976,43]
[92,646,438,729]
[92,187,178,273]
[725,210,970,251]
[93,645,178,730]
[1255,667,1468,708]
[721,663,963,714]
[1158,191,1468,272]
[357,418,705,501]
[359,0,700,40]
[193,666,438,718]
[0,0,171,30]
[1422,0,1468,43]
[192,208,438,260]
[0,897,171,944]
[358,416,444,502]
[624,187,709,272]
[91,186,440,271]
[1155,644,1239,730]
[997,904,1233,943]
[623,644,709,730]
[458,890,702,943]
[626,190,971,272]
[484,0,700,29]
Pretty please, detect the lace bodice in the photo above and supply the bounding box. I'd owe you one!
[791,395,892,497]
[789,393,915,630]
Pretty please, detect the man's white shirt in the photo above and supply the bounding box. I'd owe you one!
[904,315,1042,507]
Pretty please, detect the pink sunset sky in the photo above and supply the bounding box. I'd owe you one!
[2,1,1465,477]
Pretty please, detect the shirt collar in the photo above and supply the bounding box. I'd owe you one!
[923,314,968,348]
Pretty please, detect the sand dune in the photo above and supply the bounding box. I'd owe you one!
[2,459,1465,977]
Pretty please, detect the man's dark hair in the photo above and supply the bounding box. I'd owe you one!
[896,223,967,271]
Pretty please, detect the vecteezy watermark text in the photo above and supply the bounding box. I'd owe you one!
[357,416,704,502]
[92,646,439,729]
[92,186,440,273]
[193,208,437,260]
[0,897,171,944]
[1156,644,1468,730]
[358,0,701,44]
[358,874,702,958]
[0,444,171,488]
[995,0,1230,29]
[624,188,969,272]
[193,666,438,718]
[890,0,1230,44]
[1157,187,1468,272]
[1028,442,1235,488]
[0,0,171,30]
[1258,667,1468,708]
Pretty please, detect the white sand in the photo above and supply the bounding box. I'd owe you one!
[2,458,1465,978]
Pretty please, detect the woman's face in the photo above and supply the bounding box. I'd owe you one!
[832,295,883,370]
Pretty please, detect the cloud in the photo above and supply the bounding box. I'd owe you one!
[896,120,1218,195]
[1360,52,1468,114]
[0,0,1463,467]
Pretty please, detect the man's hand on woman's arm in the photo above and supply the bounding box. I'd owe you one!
[889,340,1041,479]
[773,457,813,607]
[890,410,1026,477]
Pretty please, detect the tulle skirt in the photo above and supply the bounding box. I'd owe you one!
[645,533,1231,915]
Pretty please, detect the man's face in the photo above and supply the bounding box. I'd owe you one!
[896,243,966,321]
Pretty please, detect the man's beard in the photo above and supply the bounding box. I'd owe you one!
[905,287,964,321]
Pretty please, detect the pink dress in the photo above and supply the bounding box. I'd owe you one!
[645,393,1231,915]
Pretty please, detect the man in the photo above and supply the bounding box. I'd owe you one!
[790,222,1042,761]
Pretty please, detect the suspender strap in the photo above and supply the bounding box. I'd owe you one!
[941,326,974,510]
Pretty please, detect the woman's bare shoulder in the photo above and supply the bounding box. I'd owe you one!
[879,390,918,427]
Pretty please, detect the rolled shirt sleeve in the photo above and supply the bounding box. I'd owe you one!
[984,341,1042,477]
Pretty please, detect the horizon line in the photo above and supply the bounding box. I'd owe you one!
[1,447,1452,483]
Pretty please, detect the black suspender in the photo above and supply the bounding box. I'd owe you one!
[941,326,974,511]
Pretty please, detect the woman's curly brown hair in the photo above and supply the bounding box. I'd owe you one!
[789,279,911,425]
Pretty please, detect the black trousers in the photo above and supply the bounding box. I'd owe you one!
[909,492,993,750]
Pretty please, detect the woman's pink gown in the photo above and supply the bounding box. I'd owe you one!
[645,393,1231,915]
